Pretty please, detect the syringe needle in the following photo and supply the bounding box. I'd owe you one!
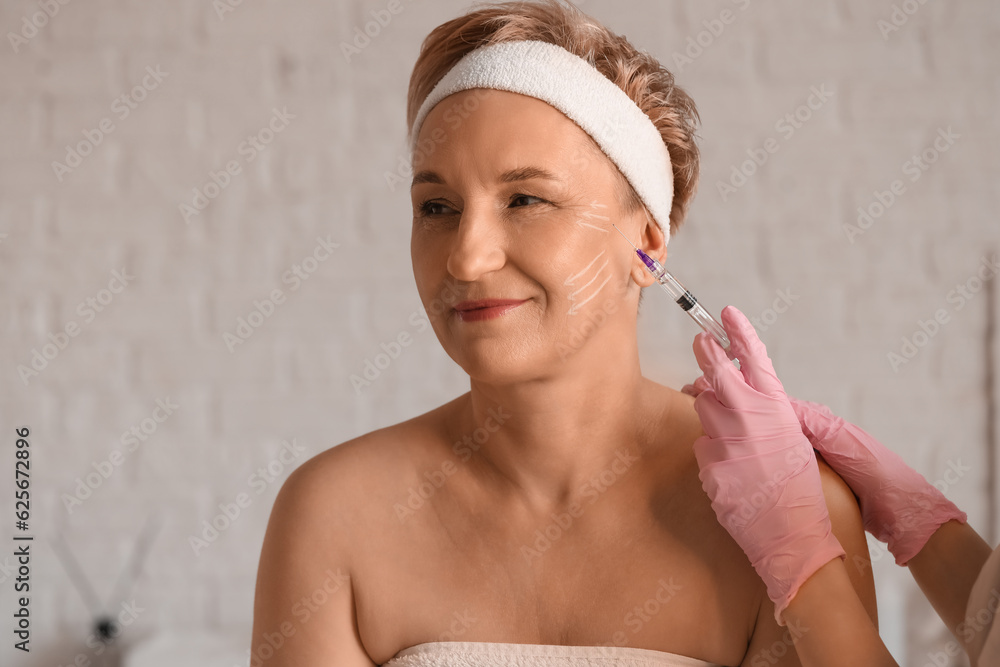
[611,224,639,250]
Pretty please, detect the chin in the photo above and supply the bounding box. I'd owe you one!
[450,343,558,386]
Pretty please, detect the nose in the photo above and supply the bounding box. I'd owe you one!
[446,206,507,282]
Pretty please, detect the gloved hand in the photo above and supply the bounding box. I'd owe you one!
[683,334,968,568]
[690,305,845,625]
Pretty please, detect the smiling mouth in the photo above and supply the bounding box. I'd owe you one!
[453,299,528,322]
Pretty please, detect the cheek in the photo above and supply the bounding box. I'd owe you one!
[411,225,448,271]
[410,242,448,309]
[538,228,620,309]
[562,249,616,317]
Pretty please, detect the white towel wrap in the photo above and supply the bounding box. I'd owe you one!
[383,640,723,666]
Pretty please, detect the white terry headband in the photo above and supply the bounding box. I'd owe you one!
[409,39,675,243]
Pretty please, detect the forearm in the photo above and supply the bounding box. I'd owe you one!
[906,519,993,645]
[780,558,898,667]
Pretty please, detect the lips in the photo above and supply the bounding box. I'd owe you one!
[453,298,527,322]
[454,299,526,312]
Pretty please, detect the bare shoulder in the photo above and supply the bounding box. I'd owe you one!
[816,454,878,627]
[285,422,411,499]
[660,386,707,451]
[265,392,469,568]
[815,455,866,561]
[250,403,455,666]
[272,405,448,540]
[815,455,862,528]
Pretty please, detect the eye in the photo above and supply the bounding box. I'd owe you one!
[416,194,546,217]
[417,200,456,217]
[510,194,546,207]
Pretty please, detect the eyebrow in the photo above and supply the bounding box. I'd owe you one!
[410,166,564,189]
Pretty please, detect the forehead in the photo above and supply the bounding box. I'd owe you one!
[414,88,601,178]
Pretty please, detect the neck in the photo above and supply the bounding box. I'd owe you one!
[455,329,669,514]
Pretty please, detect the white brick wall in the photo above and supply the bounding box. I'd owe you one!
[0,1,997,665]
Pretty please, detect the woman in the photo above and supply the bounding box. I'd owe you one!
[250,1,876,665]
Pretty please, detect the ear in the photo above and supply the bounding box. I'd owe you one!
[630,210,668,288]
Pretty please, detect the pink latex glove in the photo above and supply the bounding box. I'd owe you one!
[690,305,845,625]
[683,350,968,568]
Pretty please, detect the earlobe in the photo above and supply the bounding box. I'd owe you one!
[631,262,654,287]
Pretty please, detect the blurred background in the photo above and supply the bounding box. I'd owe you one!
[0,0,997,665]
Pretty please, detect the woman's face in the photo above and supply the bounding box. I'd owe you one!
[410,88,664,383]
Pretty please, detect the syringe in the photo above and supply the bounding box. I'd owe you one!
[612,224,731,354]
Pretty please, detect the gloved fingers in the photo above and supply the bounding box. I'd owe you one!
[788,396,845,443]
[692,426,812,470]
[694,396,804,448]
[790,396,836,418]
[681,374,710,397]
[691,389,724,442]
[693,331,758,409]
[720,306,786,399]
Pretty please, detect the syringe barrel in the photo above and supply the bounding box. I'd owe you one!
[641,251,739,366]
[652,268,688,302]
[654,271,732,352]
[686,302,731,352]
